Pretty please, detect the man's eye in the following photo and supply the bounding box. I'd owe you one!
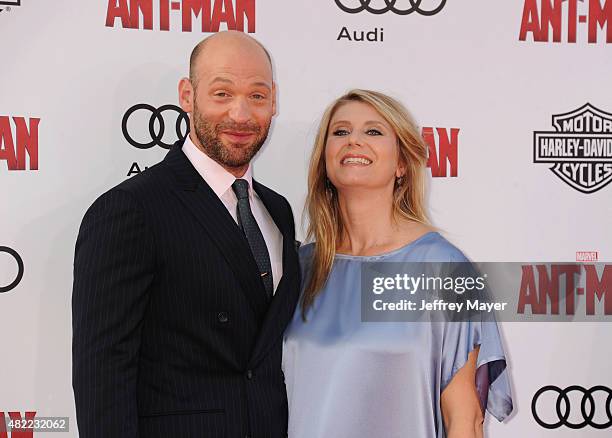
[251,94,266,100]
[366,129,382,136]
[214,92,230,97]
[333,129,350,136]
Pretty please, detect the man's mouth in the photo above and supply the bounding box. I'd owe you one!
[221,131,257,143]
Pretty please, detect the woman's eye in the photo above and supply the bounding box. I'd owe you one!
[366,129,383,136]
[333,129,350,136]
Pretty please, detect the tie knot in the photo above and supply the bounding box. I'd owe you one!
[232,179,250,200]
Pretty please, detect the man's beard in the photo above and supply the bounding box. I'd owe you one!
[192,103,271,169]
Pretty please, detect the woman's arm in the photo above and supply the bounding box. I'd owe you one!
[441,346,484,438]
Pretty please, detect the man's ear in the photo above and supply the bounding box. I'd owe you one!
[271,81,277,116]
[178,77,194,114]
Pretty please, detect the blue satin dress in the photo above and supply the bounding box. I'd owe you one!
[282,232,513,438]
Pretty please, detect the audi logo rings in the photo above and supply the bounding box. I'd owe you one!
[532,385,612,429]
[0,246,24,293]
[122,103,189,150]
[334,0,447,16]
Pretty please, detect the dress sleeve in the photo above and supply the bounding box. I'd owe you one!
[440,319,513,421]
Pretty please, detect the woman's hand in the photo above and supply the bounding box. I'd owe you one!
[441,347,484,438]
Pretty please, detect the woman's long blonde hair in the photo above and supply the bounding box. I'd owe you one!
[302,89,430,318]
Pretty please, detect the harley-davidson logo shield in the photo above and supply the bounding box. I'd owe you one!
[534,103,612,193]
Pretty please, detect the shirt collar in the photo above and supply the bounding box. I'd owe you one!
[182,134,254,199]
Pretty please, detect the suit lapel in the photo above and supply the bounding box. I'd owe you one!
[249,181,300,367]
[164,144,269,318]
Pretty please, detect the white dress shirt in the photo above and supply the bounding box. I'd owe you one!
[182,135,283,293]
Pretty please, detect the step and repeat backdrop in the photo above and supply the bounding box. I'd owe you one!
[1,0,611,436]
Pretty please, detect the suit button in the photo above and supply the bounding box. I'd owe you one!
[246,369,253,380]
[217,312,229,323]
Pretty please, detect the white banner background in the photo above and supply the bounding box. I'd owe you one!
[1,0,611,436]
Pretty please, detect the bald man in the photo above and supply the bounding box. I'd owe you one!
[72,32,300,438]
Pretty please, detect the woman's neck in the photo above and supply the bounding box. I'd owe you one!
[335,187,432,256]
[336,188,399,255]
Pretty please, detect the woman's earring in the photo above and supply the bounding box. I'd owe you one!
[395,176,404,188]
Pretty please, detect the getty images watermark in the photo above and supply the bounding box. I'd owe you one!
[361,262,612,322]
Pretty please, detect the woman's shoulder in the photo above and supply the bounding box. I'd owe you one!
[298,241,315,256]
[298,242,316,267]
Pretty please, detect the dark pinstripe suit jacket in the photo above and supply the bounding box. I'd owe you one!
[72,143,300,438]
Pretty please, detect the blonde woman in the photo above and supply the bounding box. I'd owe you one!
[282,90,513,438]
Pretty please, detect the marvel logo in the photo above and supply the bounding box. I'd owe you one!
[576,251,599,262]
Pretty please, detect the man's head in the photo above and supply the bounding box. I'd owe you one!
[179,31,276,177]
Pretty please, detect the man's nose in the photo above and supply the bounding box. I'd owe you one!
[228,97,252,124]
